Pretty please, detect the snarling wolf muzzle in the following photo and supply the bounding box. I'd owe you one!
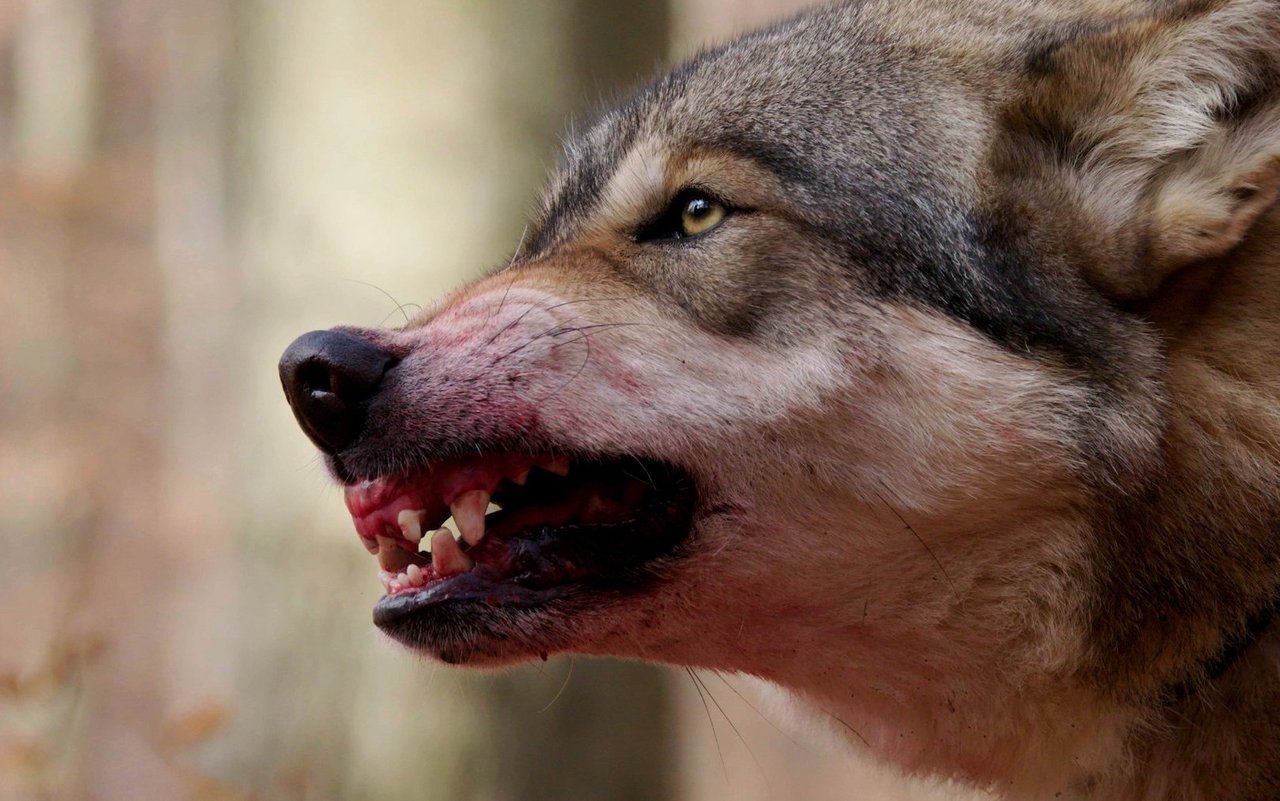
[281,1,1280,798]
[279,318,700,663]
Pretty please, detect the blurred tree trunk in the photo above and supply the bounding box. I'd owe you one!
[153,0,244,789]
[2,1,179,799]
[566,0,670,104]
[672,0,825,52]
[484,659,676,801]
[11,0,98,174]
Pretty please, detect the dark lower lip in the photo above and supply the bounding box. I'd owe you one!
[374,594,585,666]
[373,568,565,628]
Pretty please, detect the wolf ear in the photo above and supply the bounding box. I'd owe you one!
[1002,0,1280,300]
[1147,112,1280,280]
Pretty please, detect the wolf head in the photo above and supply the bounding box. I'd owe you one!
[280,1,1280,795]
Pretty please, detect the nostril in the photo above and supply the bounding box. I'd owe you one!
[297,361,335,395]
[279,330,398,454]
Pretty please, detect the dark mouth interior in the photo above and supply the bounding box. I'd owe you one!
[342,453,695,624]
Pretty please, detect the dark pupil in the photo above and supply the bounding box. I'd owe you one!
[685,198,710,219]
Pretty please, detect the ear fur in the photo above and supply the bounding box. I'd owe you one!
[1002,0,1280,300]
[1148,110,1280,273]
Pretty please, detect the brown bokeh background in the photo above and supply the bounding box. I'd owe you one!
[0,2,974,799]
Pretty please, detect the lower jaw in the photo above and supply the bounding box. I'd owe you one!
[372,585,594,665]
[372,568,569,624]
[370,546,681,663]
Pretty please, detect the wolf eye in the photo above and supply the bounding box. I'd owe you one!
[636,190,730,242]
[680,194,727,236]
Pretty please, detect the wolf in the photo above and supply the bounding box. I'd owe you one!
[278,1,1280,798]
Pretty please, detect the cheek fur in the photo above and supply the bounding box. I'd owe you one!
[385,273,1086,521]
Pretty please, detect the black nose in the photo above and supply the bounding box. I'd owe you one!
[279,330,398,454]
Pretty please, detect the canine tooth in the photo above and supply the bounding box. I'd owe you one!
[397,509,426,544]
[543,456,570,476]
[451,490,489,546]
[431,528,474,576]
[406,564,424,586]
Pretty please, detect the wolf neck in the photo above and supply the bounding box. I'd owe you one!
[757,204,1280,798]
[1176,596,1280,694]
[769,514,1280,801]
[739,545,1131,799]
[1082,204,1280,800]
[695,503,1129,796]
[920,207,1280,797]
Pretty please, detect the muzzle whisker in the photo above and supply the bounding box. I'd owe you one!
[710,671,805,748]
[532,331,595,402]
[341,277,417,326]
[536,657,576,714]
[872,487,957,599]
[690,669,773,792]
[686,667,730,785]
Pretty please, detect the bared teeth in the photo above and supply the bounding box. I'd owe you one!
[397,509,426,544]
[431,528,474,576]
[451,490,489,546]
[378,571,395,593]
[542,455,571,476]
[406,564,425,587]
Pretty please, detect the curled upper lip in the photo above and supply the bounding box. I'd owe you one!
[343,451,591,596]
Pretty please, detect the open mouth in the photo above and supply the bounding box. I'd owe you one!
[342,451,696,629]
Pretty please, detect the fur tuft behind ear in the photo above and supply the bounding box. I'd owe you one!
[1148,110,1280,276]
[1002,0,1280,300]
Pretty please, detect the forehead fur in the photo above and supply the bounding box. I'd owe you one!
[532,0,1143,246]
[533,0,1272,253]
[531,0,989,254]
[528,0,1153,377]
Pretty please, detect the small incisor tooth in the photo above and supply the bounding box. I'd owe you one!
[451,490,489,546]
[397,509,426,544]
[431,528,474,576]
[406,564,424,586]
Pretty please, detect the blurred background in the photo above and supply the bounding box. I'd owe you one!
[0,1,968,799]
